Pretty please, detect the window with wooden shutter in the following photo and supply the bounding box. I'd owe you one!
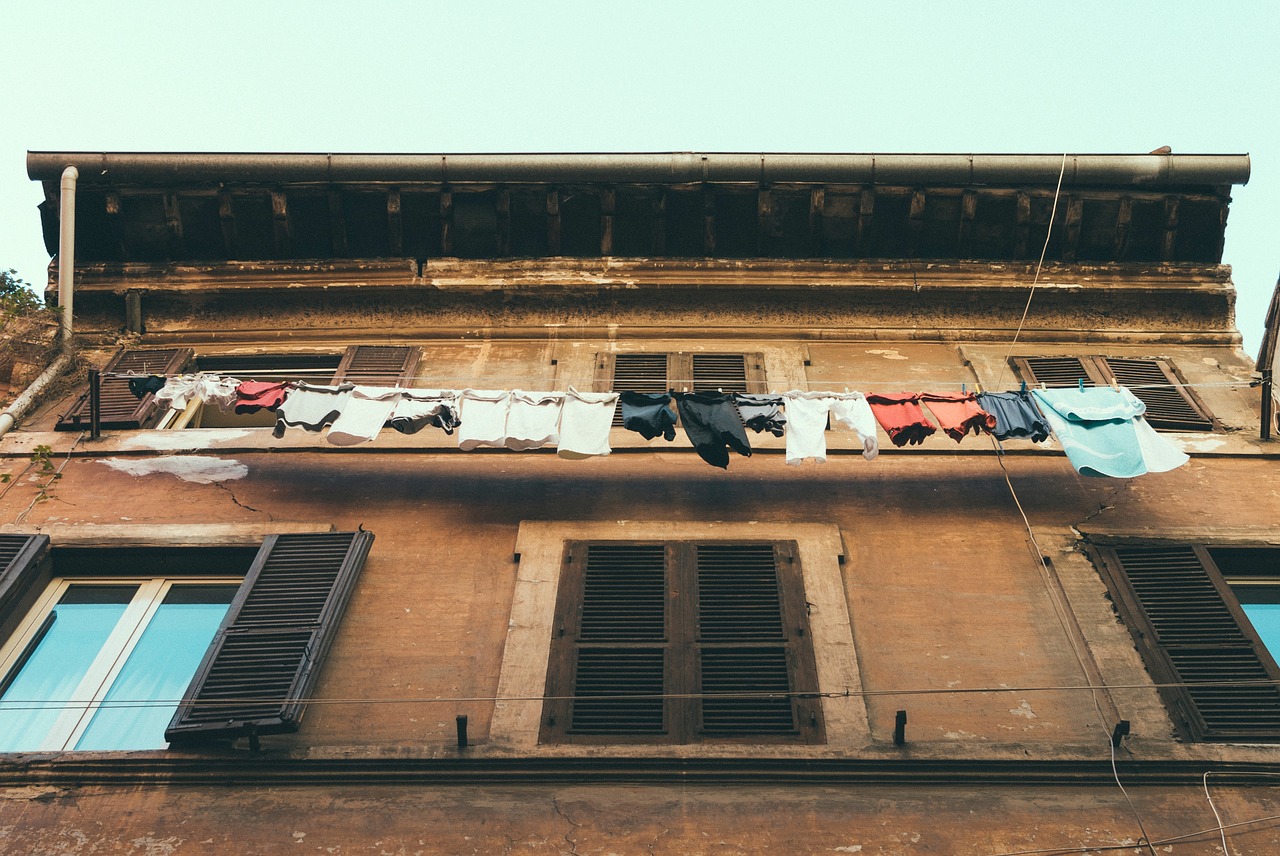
[542,540,822,744]
[1092,543,1280,741]
[56,348,193,431]
[1013,355,1214,431]
[165,531,374,743]
[596,352,767,425]
[331,345,422,386]
[0,535,53,642]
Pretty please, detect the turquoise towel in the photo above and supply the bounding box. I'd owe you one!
[1032,387,1169,478]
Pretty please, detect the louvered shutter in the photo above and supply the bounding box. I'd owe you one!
[690,354,765,394]
[165,531,374,743]
[1097,544,1280,741]
[1100,358,1214,431]
[546,543,669,739]
[601,353,673,426]
[331,345,421,386]
[0,535,52,638]
[1013,356,1108,389]
[56,348,193,431]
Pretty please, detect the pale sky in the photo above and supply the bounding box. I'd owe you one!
[3,1,1276,353]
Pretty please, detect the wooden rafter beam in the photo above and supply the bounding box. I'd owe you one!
[270,191,291,257]
[163,193,186,259]
[956,190,976,257]
[600,187,615,256]
[546,189,561,255]
[1113,196,1132,260]
[218,191,239,259]
[386,190,403,256]
[105,192,128,259]
[1161,196,1180,261]
[328,191,348,257]
[1062,196,1084,261]
[1014,192,1031,258]
[907,190,926,256]
[703,187,716,256]
[440,189,454,256]
[854,187,874,256]
[808,188,824,256]
[651,189,667,255]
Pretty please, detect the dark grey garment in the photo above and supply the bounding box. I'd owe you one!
[388,403,461,436]
[676,391,752,469]
[619,391,677,441]
[976,391,1051,443]
[733,393,786,437]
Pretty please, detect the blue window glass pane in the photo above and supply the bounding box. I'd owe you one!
[0,586,135,752]
[75,586,235,751]
[1242,603,1280,661]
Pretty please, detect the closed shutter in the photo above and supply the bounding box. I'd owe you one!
[543,540,821,744]
[56,348,193,431]
[691,354,754,393]
[695,544,795,735]
[1013,356,1107,389]
[1099,358,1214,431]
[0,535,52,637]
[1015,356,1214,432]
[601,353,673,426]
[1096,544,1280,741]
[165,531,374,743]
[331,345,421,386]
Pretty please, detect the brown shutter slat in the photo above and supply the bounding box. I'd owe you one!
[691,354,750,393]
[0,535,52,639]
[570,544,668,735]
[608,353,671,426]
[331,345,421,386]
[1101,358,1214,431]
[1015,356,1102,389]
[695,544,796,735]
[165,531,374,743]
[56,348,193,431]
[1102,545,1280,741]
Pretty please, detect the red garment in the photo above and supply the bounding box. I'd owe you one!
[865,393,937,447]
[235,380,290,414]
[920,392,997,442]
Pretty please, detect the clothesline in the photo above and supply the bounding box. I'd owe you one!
[128,374,1191,478]
[100,370,1259,393]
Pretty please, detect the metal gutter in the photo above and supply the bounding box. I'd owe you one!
[27,151,1251,188]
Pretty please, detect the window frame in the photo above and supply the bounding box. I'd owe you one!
[1012,355,1216,431]
[541,539,824,745]
[0,575,240,751]
[1089,542,1280,742]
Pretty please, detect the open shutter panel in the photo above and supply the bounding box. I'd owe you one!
[695,544,796,735]
[0,535,52,635]
[1014,356,1106,389]
[1106,545,1280,740]
[56,348,193,431]
[330,345,421,386]
[1101,358,1214,431]
[165,530,374,743]
[569,543,667,735]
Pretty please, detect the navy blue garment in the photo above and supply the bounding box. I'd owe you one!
[976,391,1052,443]
[733,394,787,437]
[676,391,752,469]
[619,391,677,441]
[128,375,166,399]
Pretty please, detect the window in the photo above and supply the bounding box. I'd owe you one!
[595,352,767,425]
[1013,356,1214,431]
[0,531,374,750]
[1091,543,1280,741]
[541,541,823,744]
[58,346,422,432]
[0,579,238,751]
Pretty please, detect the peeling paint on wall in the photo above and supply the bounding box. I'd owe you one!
[123,429,252,451]
[98,456,249,484]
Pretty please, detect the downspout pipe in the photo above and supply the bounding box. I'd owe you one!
[58,165,77,346]
[0,166,79,440]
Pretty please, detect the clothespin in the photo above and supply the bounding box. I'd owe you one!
[962,383,967,394]
[1078,378,1086,392]
[1020,380,1027,393]
[1109,378,1120,391]
[974,381,983,394]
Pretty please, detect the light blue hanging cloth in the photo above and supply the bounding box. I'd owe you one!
[1032,387,1188,478]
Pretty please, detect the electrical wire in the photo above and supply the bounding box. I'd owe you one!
[995,153,1069,391]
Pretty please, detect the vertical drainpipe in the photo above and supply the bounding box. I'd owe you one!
[58,166,79,346]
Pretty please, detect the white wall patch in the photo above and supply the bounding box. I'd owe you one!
[99,456,249,484]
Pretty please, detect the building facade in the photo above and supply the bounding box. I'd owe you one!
[1,151,1278,853]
